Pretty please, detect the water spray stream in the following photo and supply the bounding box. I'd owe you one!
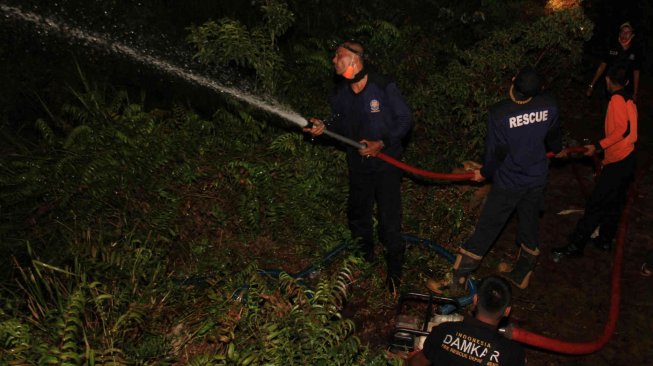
[4,3,576,183]
[0,4,309,128]
[0,4,477,181]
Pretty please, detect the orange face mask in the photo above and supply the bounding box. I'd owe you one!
[342,63,356,79]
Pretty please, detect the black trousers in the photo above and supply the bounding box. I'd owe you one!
[570,152,636,245]
[463,185,545,257]
[347,167,404,271]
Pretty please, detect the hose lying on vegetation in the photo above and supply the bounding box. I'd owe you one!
[315,126,653,354]
[178,125,609,351]
[173,236,476,310]
[500,159,648,354]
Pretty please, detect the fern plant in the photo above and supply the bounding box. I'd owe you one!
[187,0,294,92]
[184,257,396,365]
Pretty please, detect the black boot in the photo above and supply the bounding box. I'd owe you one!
[426,248,482,296]
[501,244,540,289]
[551,241,585,262]
[385,249,405,294]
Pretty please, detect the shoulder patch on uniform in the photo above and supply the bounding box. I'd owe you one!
[370,99,380,113]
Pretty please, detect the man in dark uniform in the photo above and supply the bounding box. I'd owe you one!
[407,276,525,366]
[427,66,565,293]
[304,40,412,292]
[586,22,641,103]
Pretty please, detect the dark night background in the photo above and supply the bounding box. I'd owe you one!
[2,0,649,121]
[1,1,652,365]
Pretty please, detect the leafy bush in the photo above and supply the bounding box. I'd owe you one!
[187,0,294,92]
[0,66,383,364]
[1,1,596,364]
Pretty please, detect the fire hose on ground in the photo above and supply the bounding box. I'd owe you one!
[179,120,632,355]
[307,123,644,355]
[500,159,649,354]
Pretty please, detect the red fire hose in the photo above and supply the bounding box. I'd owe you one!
[376,153,473,181]
[501,159,648,354]
[378,140,647,355]
[317,126,646,354]
[317,127,589,181]
[375,146,589,181]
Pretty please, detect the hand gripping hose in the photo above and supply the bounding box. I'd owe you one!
[313,125,588,181]
[500,159,649,354]
[306,125,475,180]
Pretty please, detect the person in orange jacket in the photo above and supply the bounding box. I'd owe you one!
[553,64,637,260]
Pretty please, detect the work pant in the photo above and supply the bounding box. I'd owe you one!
[463,185,545,257]
[570,152,636,246]
[348,167,404,273]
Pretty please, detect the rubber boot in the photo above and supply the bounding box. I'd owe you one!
[426,248,481,296]
[501,244,540,289]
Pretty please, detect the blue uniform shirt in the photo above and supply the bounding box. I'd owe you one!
[328,72,412,173]
[480,92,562,189]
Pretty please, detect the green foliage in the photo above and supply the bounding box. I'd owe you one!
[409,7,592,168]
[0,69,221,250]
[1,2,599,365]
[47,287,85,365]
[187,0,294,91]
[0,317,33,362]
[187,258,392,365]
[403,184,475,247]
[7,256,122,365]
[0,63,379,364]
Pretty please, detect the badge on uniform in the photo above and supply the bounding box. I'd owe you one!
[370,99,380,113]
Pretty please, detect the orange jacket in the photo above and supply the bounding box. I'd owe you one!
[600,93,637,165]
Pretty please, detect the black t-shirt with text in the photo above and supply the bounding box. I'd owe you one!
[422,317,525,366]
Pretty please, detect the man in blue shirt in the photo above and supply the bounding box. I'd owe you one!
[586,22,641,103]
[304,41,412,292]
[428,66,565,293]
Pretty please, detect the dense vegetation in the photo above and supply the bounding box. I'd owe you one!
[1,0,593,364]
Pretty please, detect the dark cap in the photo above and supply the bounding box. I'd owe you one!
[514,66,542,97]
[339,40,365,59]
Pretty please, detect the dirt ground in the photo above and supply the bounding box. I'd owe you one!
[342,75,653,365]
[506,75,653,366]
